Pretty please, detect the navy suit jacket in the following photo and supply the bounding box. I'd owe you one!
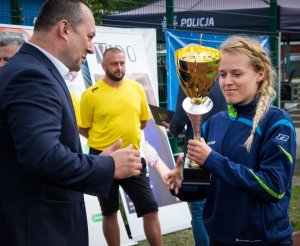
[0,43,115,246]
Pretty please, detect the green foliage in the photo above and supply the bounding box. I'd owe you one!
[85,0,103,24]
[290,159,300,231]
[290,186,300,231]
[85,0,157,25]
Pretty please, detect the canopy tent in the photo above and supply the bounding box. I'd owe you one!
[103,0,300,42]
[103,0,300,107]
[279,0,300,42]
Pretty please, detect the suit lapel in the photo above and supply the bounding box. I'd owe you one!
[19,43,81,151]
[20,44,72,106]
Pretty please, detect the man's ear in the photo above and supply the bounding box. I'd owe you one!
[59,20,69,39]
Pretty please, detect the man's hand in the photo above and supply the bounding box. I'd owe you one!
[164,155,184,195]
[100,139,122,156]
[101,139,142,179]
[111,144,142,179]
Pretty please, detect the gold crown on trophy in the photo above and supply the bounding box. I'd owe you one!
[175,42,221,105]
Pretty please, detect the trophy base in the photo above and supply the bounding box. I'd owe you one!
[182,159,211,185]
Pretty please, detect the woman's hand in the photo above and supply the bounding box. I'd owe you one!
[187,138,212,166]
[164,155,184,195]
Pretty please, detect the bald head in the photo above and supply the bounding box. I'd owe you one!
[34,0,91,32]
[30,0,95,72]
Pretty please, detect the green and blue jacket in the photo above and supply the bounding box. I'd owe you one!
[177,97,296,245]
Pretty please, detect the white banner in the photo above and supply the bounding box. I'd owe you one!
[87,26,159,103]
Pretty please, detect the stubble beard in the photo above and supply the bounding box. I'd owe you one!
[106,70,125,82]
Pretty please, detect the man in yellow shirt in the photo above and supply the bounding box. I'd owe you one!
[65,71,81,126]
[70,91,81,125]
[79,47,163,246]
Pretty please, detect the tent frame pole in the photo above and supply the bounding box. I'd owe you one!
[270,0,280,106]
[166,0,174,29]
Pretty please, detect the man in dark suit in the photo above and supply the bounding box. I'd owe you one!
[0,1,142,245]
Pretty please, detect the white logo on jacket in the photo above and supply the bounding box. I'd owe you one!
[276,134,289,141]
[207,141,216,145]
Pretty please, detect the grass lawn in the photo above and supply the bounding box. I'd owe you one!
[290,158,300,231]
[137,159,300,245]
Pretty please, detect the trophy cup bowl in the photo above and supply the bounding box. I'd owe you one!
[175,44,221,185]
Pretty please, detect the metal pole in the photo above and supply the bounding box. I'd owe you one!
[166,0,174,29]
[270,0,280,106]
[10,0,23,25]
[165,0,177,155]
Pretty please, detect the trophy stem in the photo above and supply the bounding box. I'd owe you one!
[186,112,202,168]
[182,96,213,140]
[187,113,202,141]
[182,97,213,168]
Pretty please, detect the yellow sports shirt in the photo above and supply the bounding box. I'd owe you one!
[79,78,150,150]
[70,91,81,126]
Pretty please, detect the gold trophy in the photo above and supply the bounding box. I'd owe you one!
[175,38,221,185]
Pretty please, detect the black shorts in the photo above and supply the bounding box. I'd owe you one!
[89,147,158,218]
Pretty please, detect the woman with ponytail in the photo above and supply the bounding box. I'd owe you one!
[165,36,296,246]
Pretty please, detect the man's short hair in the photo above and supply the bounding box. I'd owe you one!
[34,0,91,32]
[103,47,123,58]
[0,31,24,48]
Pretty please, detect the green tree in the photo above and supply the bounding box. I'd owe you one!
[86,0,157,25]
